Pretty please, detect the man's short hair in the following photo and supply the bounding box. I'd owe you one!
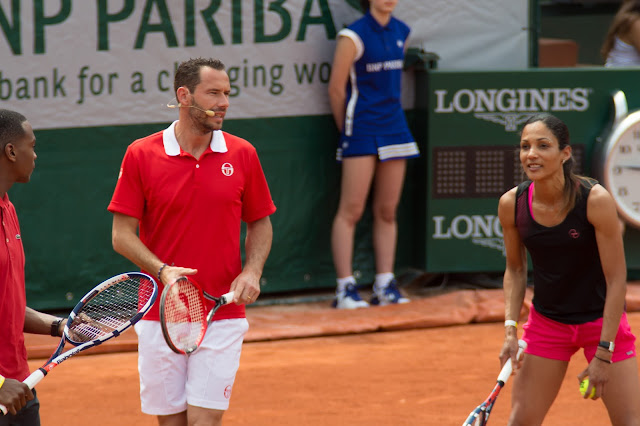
[174,58,226,96]
[0,109,27,151]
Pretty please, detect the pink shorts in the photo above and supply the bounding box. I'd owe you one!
[522,304,636,362]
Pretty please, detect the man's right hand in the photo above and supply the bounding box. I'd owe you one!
[0,378,33,415]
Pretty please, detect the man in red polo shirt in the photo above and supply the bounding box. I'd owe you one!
[0,109,68,423]
[107,58,276,426]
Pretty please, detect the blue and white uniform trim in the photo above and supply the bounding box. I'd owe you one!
[336,132,419,162]
[339,29,365,137]
[378,142,419,161]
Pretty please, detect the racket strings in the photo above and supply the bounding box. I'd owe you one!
[164,280,207,351]
[68,276,156,343]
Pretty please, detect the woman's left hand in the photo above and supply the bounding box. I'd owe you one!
[577,356,612,400]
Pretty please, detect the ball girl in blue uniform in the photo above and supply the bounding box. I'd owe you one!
[328,0,419,309]
[499,113,640,424]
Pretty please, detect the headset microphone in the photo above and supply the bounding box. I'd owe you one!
[166,102,216,117]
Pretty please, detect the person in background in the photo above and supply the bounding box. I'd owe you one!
[602,0,640,66]
[499,113,640,425]
[327,0,419,309]
[108,58,276,426]
[0,109,67,423]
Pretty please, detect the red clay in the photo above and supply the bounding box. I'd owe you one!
[31,310,637,425]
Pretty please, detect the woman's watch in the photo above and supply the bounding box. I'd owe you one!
[598,340,615,353]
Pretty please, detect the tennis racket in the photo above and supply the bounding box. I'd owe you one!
[462,339,527,426]
[0,272,157,416]
[159,276,234,355]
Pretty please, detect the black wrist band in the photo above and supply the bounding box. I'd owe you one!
[51,318,63,337]
[157,263,168,281]
[594,355,612,364]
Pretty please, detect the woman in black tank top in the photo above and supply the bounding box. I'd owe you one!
[497,113,640,425]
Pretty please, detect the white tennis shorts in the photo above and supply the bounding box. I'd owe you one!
[134,318,249,415]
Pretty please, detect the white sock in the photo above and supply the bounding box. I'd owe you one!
[336,276,356,292]
[374,273,394,290]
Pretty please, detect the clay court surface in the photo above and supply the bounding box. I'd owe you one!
[24,282,640,425]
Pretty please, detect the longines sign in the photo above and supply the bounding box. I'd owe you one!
[432,214,505,255]
[434,87,593,131]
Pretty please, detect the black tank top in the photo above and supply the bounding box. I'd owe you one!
[515,179,606,324]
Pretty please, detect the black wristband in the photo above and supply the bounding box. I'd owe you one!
[594,355,612,364]
[157,263,168,281]
[51,318,63,337]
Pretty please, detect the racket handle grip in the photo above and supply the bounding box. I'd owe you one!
[24,370,46,389]
[221,291,235,304]
[0,369,45,415]
[497,339,527,383]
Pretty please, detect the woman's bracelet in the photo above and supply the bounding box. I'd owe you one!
[594,355,612,364]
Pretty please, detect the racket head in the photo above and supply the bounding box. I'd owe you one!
[65,272,158,345]
[159,276,208,355]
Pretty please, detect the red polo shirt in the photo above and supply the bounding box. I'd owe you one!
[108,122,276,321]
[0,193,30,381]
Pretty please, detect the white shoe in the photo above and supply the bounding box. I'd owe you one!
[332,283,370,309]
[370,279,410,306]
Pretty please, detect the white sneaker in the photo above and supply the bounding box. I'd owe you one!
[332,283,370,309]
[370,279,410,306]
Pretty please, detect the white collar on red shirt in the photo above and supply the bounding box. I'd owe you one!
[162,120,228,156]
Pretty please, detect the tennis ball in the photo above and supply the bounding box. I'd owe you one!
[579,378,596,399]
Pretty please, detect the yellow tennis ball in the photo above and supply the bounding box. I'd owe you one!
[580,378,596,399]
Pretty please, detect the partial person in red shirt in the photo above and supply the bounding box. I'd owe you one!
[107,58,276,426]
[0,109,67,423]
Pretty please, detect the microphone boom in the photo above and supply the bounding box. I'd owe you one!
[167,102,216,117]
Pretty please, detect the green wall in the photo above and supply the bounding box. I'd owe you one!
[11,114,427,310]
